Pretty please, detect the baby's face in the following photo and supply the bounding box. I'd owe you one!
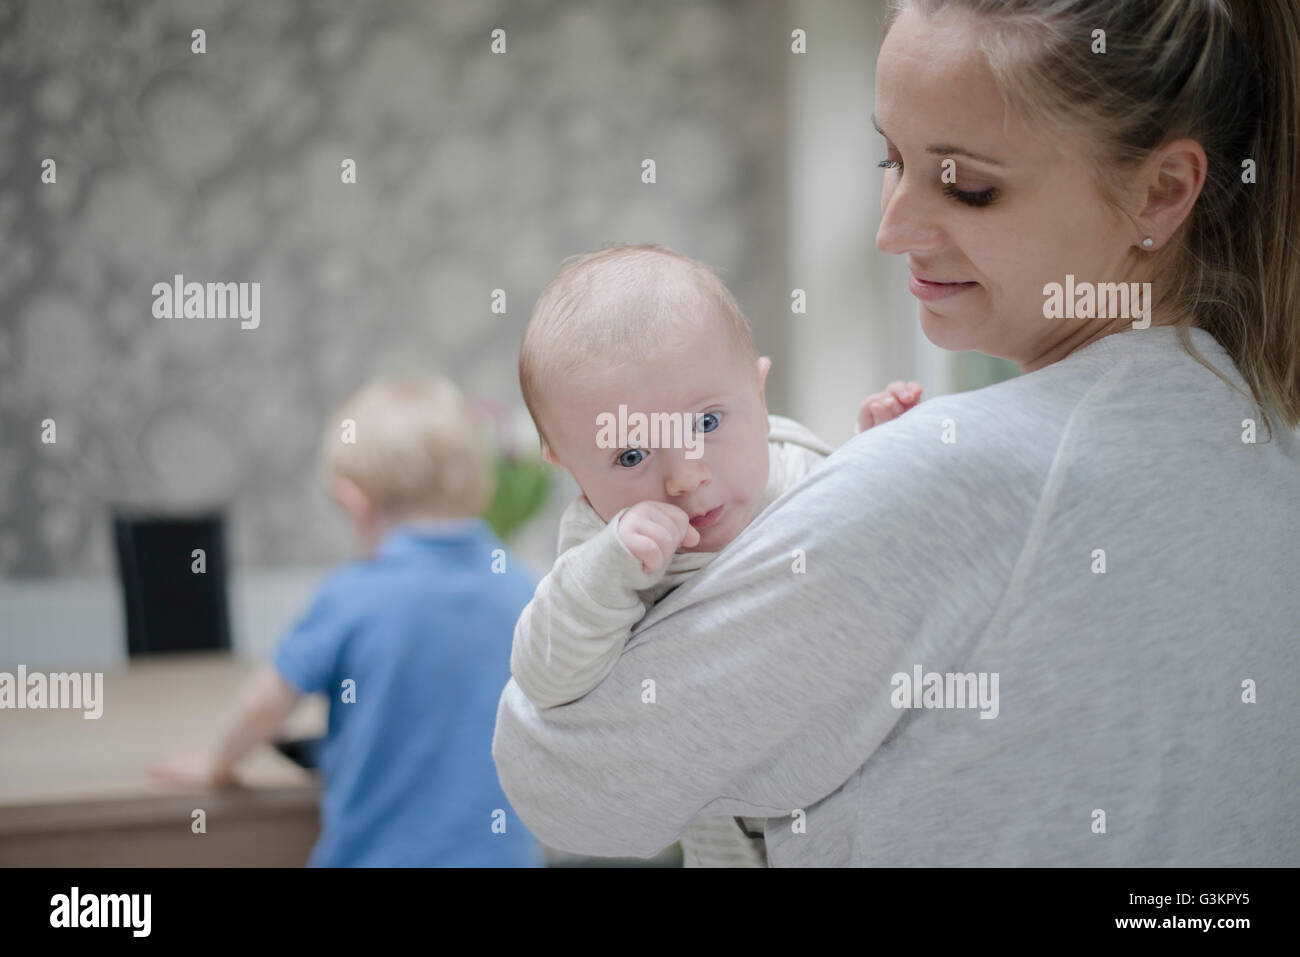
[540,332,772,553]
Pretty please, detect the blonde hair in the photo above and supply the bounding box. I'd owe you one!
[518,243,760,451]
[322,377,495,518]
[887,0,1300,436]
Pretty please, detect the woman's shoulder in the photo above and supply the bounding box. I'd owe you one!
[815,387,1060,542]
[821,324,1268,518]
[832,369,1084,484]
[851,326,1245,458]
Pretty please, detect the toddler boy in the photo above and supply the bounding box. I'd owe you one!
[155,377,545,867]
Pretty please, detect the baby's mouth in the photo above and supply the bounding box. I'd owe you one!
[689,506,723,529]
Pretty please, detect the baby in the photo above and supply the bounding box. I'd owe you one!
[513,243,920,866]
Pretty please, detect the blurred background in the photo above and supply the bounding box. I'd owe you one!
[0,0,1017,866]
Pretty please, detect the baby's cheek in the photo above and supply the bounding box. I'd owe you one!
[739,462,766,508]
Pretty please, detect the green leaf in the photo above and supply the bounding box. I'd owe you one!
[481,457,553,542]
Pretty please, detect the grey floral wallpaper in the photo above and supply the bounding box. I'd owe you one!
[0,0,788,577]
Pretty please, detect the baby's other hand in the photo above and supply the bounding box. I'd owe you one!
[857,381,923,433]
[617,501,701,575]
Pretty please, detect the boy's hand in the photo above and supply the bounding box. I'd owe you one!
[149,749,236,789]
[617,501,702,574]
[857,380,923,433]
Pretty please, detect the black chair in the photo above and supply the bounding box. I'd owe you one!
[112,509,232,657]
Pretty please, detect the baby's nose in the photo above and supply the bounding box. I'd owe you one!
[664,455,710,497]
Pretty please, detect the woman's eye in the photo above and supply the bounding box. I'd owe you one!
[942,183,999,208]
[696,412,721,433]
[617,449,646,468]
[879,156,998,208]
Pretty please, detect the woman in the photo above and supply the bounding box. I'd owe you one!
[493,0,1300,865]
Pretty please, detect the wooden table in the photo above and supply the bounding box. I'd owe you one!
[0,652,326,866]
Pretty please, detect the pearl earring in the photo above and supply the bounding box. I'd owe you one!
[1142,237,1154,249]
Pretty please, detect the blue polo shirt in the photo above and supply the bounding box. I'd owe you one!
[273,518,545,867]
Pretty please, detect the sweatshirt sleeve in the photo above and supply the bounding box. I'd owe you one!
[510,505,669,710]
[492,400,1031,858]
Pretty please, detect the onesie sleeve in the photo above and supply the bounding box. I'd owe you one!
[510,505,669,710]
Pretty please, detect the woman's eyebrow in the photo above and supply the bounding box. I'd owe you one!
[871,112,1007,167]
[925,143,1006,167]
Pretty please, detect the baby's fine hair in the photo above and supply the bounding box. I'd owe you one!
[519,243,760,452]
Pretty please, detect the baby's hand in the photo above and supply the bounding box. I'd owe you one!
[617,501,701,574]
[857,380,923,433]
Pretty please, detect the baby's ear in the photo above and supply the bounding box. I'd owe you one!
[540,442,558,465]
[756,355,772,401]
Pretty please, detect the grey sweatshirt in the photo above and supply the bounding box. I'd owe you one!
[492,325,1300,866]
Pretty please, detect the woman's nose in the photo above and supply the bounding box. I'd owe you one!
[664,453,710,498]
[876,175,945,256]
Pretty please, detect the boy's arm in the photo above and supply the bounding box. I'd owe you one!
[155,569,347,789]
[209,665,303,783]
[151,664,301,788]
[511,507,667,709]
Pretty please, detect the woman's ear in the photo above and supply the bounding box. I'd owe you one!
[1133,137,1208,250]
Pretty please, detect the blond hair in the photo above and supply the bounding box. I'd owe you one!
[888,0,1300,437]
[322,377,495,519]
[518,243,760,451]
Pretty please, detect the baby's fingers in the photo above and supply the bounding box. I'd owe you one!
[643,502,699,550]
[887,380,924,408]
[858,391,902,430]
[622,532,667,574]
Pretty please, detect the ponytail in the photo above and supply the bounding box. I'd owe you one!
[1209,0,1300,435]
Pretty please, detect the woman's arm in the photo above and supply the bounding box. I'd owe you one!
[493,400,1031,859]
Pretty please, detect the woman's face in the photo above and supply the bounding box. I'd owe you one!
[874,5,1146,371]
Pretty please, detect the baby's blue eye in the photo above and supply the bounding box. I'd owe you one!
[696,412,721,433]
[617,449,646,468]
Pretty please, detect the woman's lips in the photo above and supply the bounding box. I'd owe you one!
[689,506,723,529]
[909,272,979,301]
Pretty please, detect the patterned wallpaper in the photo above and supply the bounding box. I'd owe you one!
[0,0,787,577]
